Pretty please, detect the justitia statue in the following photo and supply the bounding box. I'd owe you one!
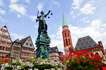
[35,10,52,58]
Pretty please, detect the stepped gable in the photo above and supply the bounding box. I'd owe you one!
[75,36,97,50]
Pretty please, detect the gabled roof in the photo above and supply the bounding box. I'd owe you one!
[12,39,21,48]
[12,36,35,48]
[75,36,97,50]
[20,36,30,45]
[14,39,20,43]
[50,46,59,53]
[19,36,35,48]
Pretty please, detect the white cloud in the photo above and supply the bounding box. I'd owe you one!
[0,0,6,18]
[25,0,31,4]
[37,3,43,12]
[17,14,21,18]
[50,19,106,52]
[0,0,6,17]
[72,0,80,9]
[10,32,27,41]
[82,18,90,23]
[10,0,17,4]
[9,0,27,17]
[0,8,6,15]
[71,0,96,15]
[30,16,37,22]
[9,4,27,15]
[71,19,106,48]
[0,0,4,7]
[80,3,96,15]
[53,0,60,7]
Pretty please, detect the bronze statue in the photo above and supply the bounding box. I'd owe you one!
[36,10,52,58]
[36,10,52,34]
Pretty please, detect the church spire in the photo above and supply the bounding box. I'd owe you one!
[62,14,65,26]
[62,14,67,27]
[62,15,74,54]
[62,14,68,30]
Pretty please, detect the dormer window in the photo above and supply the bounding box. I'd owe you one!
[26,43,28,45]
[30,44,32,46]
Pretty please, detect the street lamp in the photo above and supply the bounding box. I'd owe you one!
[10,41,15,64]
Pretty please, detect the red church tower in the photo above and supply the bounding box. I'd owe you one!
[62,17,73,54]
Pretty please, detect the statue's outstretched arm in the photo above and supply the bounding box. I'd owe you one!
[44,10,51,17]
[36,11,40,22]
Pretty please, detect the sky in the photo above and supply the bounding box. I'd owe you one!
[0,0,106,52]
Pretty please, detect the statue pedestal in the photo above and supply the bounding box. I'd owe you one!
[36,32,50,59]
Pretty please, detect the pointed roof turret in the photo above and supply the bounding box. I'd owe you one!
[62,14,68,29]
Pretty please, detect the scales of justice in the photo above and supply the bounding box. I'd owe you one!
[35,10,52,59]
